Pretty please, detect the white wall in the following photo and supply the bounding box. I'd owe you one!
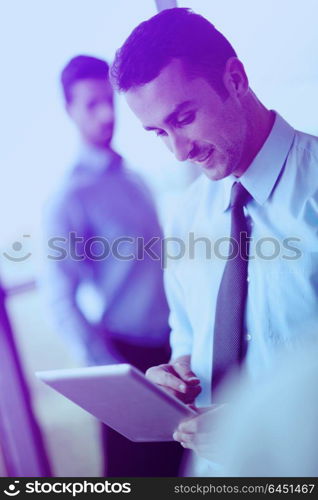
[180,0,318,133]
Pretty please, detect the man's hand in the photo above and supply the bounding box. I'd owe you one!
[145,355,201,404]
[172,405,227,462]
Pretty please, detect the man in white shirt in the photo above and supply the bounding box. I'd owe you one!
[110,8,318,470]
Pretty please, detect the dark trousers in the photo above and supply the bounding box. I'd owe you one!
[101,338,184,477]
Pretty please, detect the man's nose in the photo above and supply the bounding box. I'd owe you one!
[168,132,192,162]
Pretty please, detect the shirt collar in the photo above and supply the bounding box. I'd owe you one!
[222,112,295,211]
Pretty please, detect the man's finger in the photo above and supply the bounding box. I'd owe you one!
[172,360,200,384]
[156,383,200,404]
[159,386,180,398]
[173,430,193,443]
[146,365,188,392]
[170,384,202,404]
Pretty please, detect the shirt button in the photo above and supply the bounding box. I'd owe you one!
[246,333,252,341]
[247,276,250,282]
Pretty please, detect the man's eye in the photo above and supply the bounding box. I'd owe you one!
[155,129,167,137]
[177,112,195,126]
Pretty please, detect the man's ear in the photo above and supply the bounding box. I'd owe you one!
[223,57,249,98]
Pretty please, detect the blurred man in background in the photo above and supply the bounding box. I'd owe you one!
[43,54,182,476]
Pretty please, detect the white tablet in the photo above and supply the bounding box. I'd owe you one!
[36,364,196,442]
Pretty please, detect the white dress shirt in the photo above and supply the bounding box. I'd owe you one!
[165,113,318,406]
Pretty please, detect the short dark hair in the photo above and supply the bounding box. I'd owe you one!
[61,55,110,103]
[110,8,237,98]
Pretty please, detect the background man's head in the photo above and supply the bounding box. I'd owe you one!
[111,8,257,181]
[61,55,114,149]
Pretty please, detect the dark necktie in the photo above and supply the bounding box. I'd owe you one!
[212,182,252,394]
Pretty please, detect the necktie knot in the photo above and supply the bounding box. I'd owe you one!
[230,182,251,209]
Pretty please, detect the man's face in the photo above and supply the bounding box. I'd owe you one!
[126,59,248,180]
[67,78,114,149]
